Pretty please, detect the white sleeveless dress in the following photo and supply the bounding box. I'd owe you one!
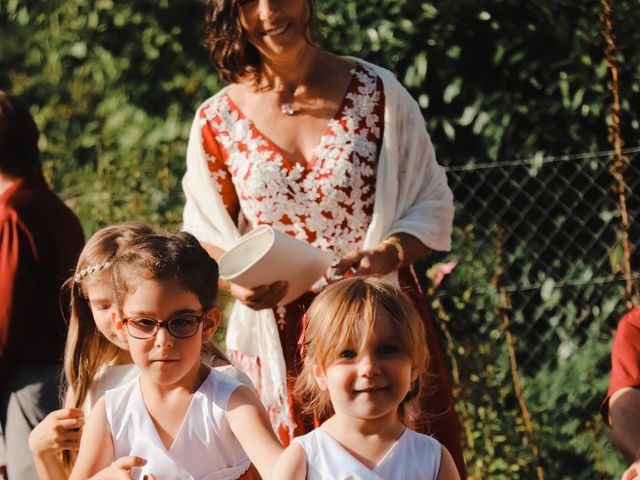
[294,428,442,480]
[82,363,139,415]
[105,369,251,480]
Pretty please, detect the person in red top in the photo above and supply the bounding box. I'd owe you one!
[0,90,84,480]
[601,305,640,480]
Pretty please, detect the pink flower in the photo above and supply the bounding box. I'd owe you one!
[432,260,457,287]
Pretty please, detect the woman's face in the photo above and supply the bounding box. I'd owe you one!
[238,0,310,60]
[85,279,128,350]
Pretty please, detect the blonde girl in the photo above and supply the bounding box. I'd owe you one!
[29,222,154,479]
[69,232,281,480]
[273,276,460,480]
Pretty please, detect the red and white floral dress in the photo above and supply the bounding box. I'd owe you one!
[199,63,383,433]
[195,63,465,475]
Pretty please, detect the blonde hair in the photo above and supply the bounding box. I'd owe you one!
[295,276,428,426]
[61,222,154,470]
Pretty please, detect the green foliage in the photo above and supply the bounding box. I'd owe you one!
[1,0,220,232]
[2,0,639,477]
[430,217,631,477]
[317,0,640,165]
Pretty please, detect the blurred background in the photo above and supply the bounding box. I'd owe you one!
[1,0,639,477]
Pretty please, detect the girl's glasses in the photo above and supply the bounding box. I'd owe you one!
[120,311,207,339]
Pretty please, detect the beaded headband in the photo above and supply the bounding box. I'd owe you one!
[74,260,113,283]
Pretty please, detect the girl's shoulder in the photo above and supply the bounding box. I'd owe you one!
[102,374,140,407]
[291,427,321,448]
[399,428,443,451]
[200,367,247,410]
[394,429,443,476]
[213,363,254,388]
[95,363,139,388]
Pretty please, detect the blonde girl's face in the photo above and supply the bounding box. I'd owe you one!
[313,309,417,424]
[85,280,128,350]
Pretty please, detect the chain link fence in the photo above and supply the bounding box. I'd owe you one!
[431,147,640,478]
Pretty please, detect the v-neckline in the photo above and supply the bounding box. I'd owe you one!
[135,371,210,452]
[317,426,407,472]
[223,65,359,170]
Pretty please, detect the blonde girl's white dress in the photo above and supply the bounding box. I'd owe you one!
[82,363,139,415]
[105,369,252,480]
[293,428,442,480]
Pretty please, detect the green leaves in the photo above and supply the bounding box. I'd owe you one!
[1,0,214,233]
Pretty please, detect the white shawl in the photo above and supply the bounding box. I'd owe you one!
[182,57,454,438]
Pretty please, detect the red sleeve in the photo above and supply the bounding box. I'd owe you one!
[0,215,37,383]
[200,110,241,224]
[601,306,640,423]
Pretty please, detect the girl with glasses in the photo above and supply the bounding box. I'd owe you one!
[273,276,460,480]
[69,232,282,480]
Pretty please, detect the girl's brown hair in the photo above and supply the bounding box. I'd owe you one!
[62,222,154,470]
[295,276,429,426]
[111,232,227,362]
[204,0,317,84]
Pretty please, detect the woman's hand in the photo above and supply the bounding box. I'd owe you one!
[335,243,400,278]
[29,408,84,458]
[622,460,640,480]
[89,456,153,480]
[230,281,289,310]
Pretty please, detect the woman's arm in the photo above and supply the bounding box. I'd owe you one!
[68,397,114,480]
[29,408,84,480]
[270,442,307,480]
[226,385,284,479]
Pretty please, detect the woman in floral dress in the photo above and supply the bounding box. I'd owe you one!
[182,0,465,476]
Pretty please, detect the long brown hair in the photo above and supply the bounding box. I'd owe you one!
[295,276,429,426]
[61,222,154,471]
[204,0,317,84]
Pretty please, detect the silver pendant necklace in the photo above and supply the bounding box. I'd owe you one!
[280,102,295,116]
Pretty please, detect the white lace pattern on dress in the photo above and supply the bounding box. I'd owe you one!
[201,64,383,288]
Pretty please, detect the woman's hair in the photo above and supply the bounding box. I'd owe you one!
[295,276,429,426]
[0,90,41,176]
[204,0,317,83]
[111,232,227,362]
[62,221,154,470]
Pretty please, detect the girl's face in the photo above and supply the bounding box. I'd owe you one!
[238,0,310,60]
[85,280,127,350]
[115,277,216,388]
[313,309,417,424]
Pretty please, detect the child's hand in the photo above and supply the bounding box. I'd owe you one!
[28,408,84,457]
[89,456,150,480]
